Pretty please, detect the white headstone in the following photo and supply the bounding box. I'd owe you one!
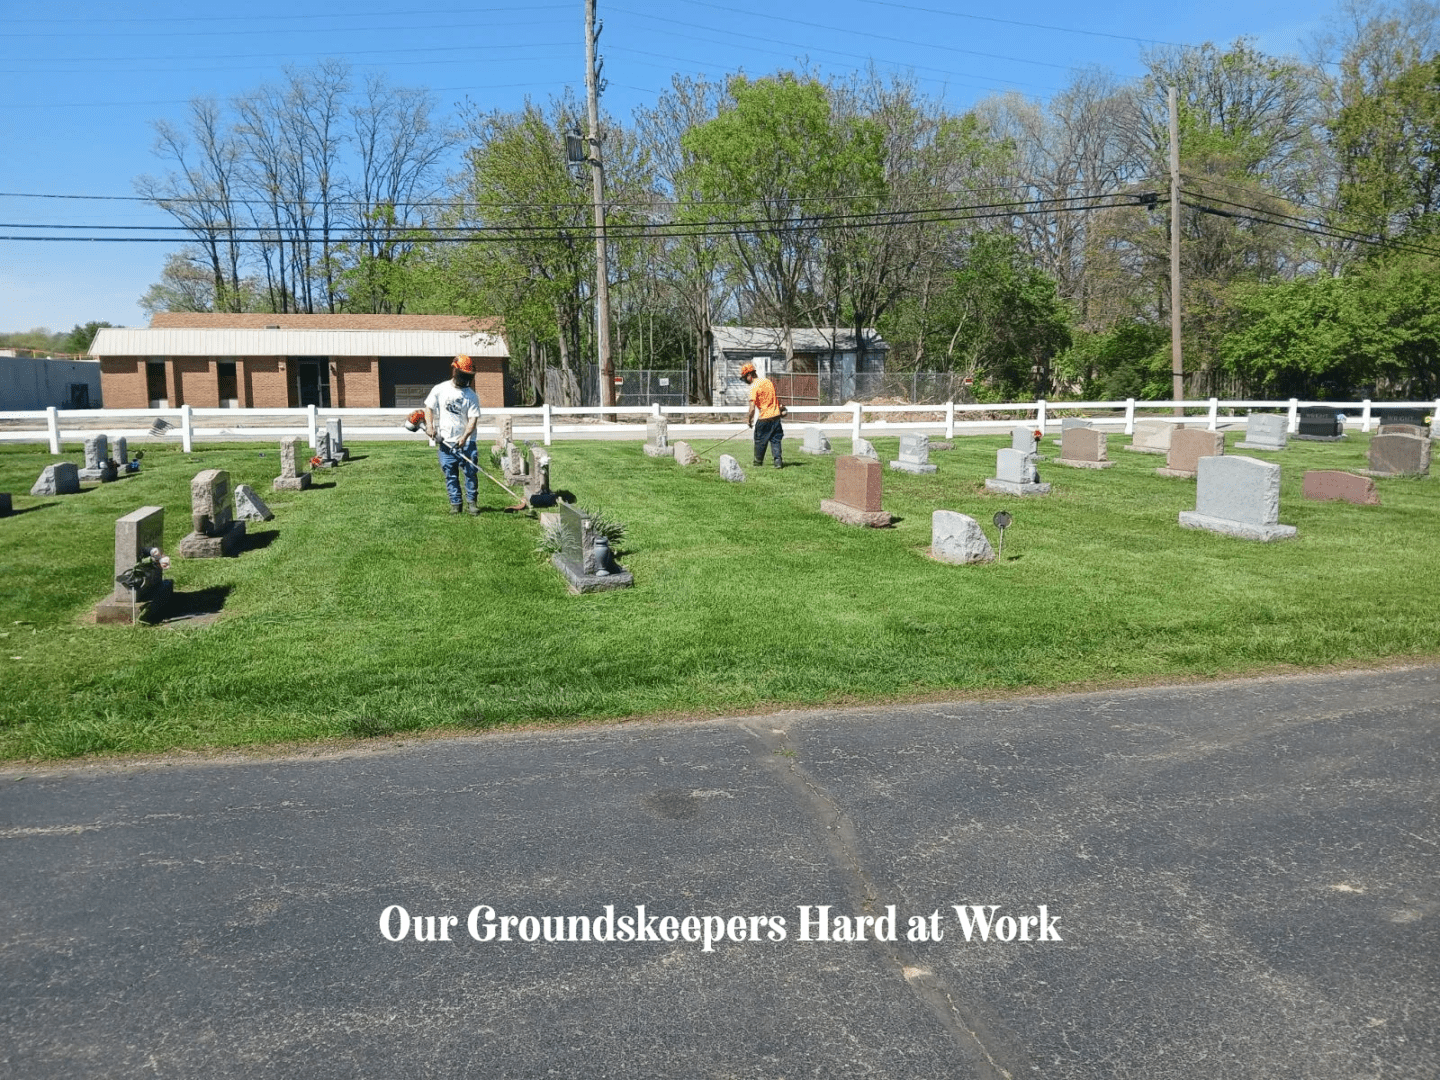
[1237,413,1287,451]
[234,484,274,522]
[1011,426,1037,453]
[801,426,832,454]
[852,437,878,460]
[719,454,746,482]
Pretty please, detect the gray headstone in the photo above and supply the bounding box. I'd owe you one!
[1431,412,1440,440]
[111,437,128,467]
[673,440,700,465]
[852,437,878,461]
[280,436,304,479]
[1238,413,1287,450]
[801,426,832,454]
[1061,418,1092,431]
[314,429,333,465]
[645,417,669,449]
[79,435,117,482]
[719,454,746,482]
[113,506,166,601]
[525,449,550,498]
[899,433,930,465]
[557,503,596,576]
[505,443,525,478]
[190,469,235,536]
[996,448,1039,485]
[1180,455,1296,541]
[1011,426,1038,453]
[931,511,995,565]
[233,484,274,522]
[30,462,80,496]
[325,418,346,460]
[493,415,514,449]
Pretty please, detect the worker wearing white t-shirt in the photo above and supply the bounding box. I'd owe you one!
[423,355,483,514]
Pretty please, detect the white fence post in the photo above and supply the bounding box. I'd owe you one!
[1036,398,1047,432]
[1124,398,1136,435]
[1207,397,1219,431]
[542,403,552,447]
[46,406,60,454]
[945,400,955,440]
[851,401,862,444]
[1360,399,1372,432]
[306,404,318,449]
[181,404,194,453]
[1287,397,1299,434]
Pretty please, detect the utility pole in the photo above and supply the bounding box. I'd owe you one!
[1169,85,1183,416]
[585,0,615,409]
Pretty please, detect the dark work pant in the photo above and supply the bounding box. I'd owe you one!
[753,417,784,465]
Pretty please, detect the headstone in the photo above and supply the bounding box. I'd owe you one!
[1011,426,1039,453]
[1179,455,1296,541]
[325,418,348,462]
[233,483,275,522]
[1376,408,1428,429]
[273,436,312,491]
[852,437,879,461]
[890,433,938,474]
[94,506,173,624]
[1236,413,1288,451]
[1302,471,1379,505]
[179,469,246,558]
[643,417,674,457]
[1296,407,1345,441]
[1056,427,1115,469]
[800,426,832,455]
[719,454,746,482]
[1377,423,1426,438]
[1431,411,1440,441]
[524,448,551,500]
[313,429,336,468]
[111,437,129,470]
[550,502,633,594]
[1363,433,1431,477]
[78,435,117,482]
[985,448,1050,495]
[931,511,994,565]
[673,440,700,465]
[1052,417,1091,445]
[492,415,513,452]
[30,462,80,496]
[1157,429,1225,478]
[0,493,11,517]
[1126,419,1183,455]
[821,456,893,526]
[503,442,527,483]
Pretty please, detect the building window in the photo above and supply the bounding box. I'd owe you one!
[146,361,168,407]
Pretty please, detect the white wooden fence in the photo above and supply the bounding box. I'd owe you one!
[1,397,1435,454]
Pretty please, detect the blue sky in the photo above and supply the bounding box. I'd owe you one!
[1,0,1334,332]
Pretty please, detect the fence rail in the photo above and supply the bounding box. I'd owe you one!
[1,397,1434,454]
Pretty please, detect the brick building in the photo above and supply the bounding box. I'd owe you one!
[90,314,507,410]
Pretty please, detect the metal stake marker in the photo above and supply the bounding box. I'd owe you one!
[993,510,1012,559]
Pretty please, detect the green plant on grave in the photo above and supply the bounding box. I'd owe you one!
[534,506,626,558]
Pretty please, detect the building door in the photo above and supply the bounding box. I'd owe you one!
[293,358,331,408]
[217,361,238,407]
[146,361,168,408]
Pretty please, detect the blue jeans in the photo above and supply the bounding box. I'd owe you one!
[753,417,784,466]
[438,438,478,505]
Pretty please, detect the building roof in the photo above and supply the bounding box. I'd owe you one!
[149,313,499,332]
[712,326,888,353]
[89,327,507,358]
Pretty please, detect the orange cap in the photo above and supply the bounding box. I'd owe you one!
[739,362,757,379]
[452,355,476,374]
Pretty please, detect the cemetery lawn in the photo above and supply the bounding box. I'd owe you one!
[1,433,1438,761]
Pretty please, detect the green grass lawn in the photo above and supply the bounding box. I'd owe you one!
[1,430,1436,761]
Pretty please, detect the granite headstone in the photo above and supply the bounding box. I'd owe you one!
[1236,413,1288,451]
[1056,427,1114,468]
[1157,429,1225,478]
[931,511,995,565]
[1302,471,1379,505]
[821,456,892,526]
[179,469,246,557]
[273,436,312,491]
[1364,433,1431,477]
[30,462,80,496]
[1178,455,1296,541]
[890,433,938,474]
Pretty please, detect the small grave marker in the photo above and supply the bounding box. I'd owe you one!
[985,448,1050,495]
[930,510,994,564]
[643,417,674,458]
[179,469,247,557]
[1302,471,1379,505]
[78,435,117,482]
[550,503,633,594]
[273,436,312,491]
[890,433,938,474]
[1236,413,1288,451]
[719,454,746,482]
[94,506,173,624]
[800,426,832,455]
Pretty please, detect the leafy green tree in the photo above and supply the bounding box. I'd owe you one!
[1217,254,1440,396]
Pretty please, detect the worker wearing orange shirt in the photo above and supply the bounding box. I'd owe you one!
[741,361,786,469]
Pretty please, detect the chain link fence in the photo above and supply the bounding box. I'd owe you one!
[582,367,690,406]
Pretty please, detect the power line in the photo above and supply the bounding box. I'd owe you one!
[1177,189,1440,258]
[4,4,570,25]
[852,0,1186,48]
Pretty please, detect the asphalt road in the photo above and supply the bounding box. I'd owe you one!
[2,666,1436,1079]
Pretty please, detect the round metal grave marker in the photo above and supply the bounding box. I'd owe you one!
[993,510,1012,558]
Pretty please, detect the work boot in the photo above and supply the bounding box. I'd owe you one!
[448,502,462,514]
[774,461,784,469]
[466,502,481,516]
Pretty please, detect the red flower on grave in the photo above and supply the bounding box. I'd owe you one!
[310,456,323,467]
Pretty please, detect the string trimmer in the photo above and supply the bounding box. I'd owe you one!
[404,410,531,510]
